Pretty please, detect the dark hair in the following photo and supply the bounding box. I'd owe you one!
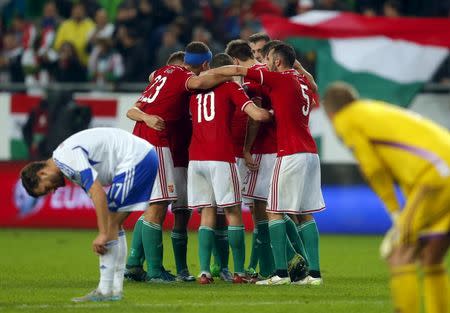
[20,161,46,197]
[225,40,254,61]
[210,53,234,69]
[271,43,296,68]
[261,40,284,58]
[185,41,210,54]
[248,32,271,44]
[166,51,185,65]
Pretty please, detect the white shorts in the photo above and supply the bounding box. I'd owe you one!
[242,153,276,201]
[236,157,254,207]
[188,160,242,210]
[150,147,177,203]
[267,153,325,214]
[171,167,189,211]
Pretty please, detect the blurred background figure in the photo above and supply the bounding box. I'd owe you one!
[0,31,24,83]
[192,26,223,55]
[155,25,183,68]
[53,2,94,65]
[88,38,124,86]
[43,41,87,83]
[87,8,115,52]
[383,0,402,17]
[22,99,50,160]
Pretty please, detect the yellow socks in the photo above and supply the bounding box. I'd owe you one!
[423,263,449,313]
[390,264,420,313]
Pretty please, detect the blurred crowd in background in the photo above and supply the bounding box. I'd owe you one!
[0,0,449,88]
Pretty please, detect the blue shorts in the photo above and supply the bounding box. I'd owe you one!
[107,149,158,212]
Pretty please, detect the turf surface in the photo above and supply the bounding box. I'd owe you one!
[0,229,417,313]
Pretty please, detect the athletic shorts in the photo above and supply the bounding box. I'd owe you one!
[242,153,276,201]
[267,153,325,214]
[150,146,177,203]
[107,149,158,212]
[236,157,254,207]
[398,176,450,245]
[188,160,242,210]
[171,167,189,211]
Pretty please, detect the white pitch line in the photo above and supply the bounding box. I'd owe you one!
[4,299,387,310]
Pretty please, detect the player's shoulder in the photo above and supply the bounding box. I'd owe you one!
[157,65,192,76]
[221,80,245,92]
[250,63,269,72]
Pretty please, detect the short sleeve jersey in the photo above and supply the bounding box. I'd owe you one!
[246,68,317,156]
[52,128,152,191]
[189,81,252,163]
[132,65,194,147]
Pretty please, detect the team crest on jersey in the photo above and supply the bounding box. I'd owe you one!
[168,184,174,193]
[165,68,174,74]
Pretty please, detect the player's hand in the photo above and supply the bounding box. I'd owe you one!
[144,115,165,131]
[92,233,109,255]
[244,151,258,171]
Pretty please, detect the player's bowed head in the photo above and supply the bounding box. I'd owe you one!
[20,160,66,197]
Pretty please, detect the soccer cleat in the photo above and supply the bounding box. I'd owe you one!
[71,289,112,303]
[255,275,291,285]
[210,263,221,277]
[111,292,123,301]
[292,275,323,285]
[146,268,176,283]
[124,266,147,282]
[288,254,309,282]
[219,268,234,282]
[232,273,255,284]
[198,273,214,284]
[176,269,196,282]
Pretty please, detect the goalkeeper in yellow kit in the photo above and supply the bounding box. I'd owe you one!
[323,82,450,313]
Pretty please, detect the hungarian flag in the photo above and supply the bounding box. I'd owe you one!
[261,11,450,106]
[10,94,118,159]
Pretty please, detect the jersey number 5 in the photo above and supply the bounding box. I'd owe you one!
[196,92,215,122]
[300,84,310,116]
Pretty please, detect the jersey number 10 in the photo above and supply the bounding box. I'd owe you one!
[196,92,215,122]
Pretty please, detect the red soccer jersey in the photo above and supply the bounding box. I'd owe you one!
[246,68,318,157]
[132,65,194,147]
[189,81,252,163]
[244,64,277,155]
[167,118,192,168]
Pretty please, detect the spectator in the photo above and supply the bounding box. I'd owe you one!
[152,0,183,28]
[0,32,24,83]
[53,2,95,65]
[362,6,377,16]
[315,0,350,11]
[88,38,124,85]
[87,8,115,51]
[192,26,223,55]
[11,14,37,51]
[155,25,183,68]
[240,25,255,41]
[136,0,154,38]
[117,26,150,82]
[22,99,50,160]
[45,41,87,82]
[383,0,402,17]
[115,2,138,31]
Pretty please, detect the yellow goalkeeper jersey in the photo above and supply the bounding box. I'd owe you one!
[332,100,450,213]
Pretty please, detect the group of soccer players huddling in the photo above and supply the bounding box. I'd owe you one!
[124,32,325,286]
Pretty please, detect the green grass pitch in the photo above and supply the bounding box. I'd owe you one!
[1,229,443,313]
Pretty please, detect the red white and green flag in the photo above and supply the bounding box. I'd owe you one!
[261,11,450,106]
[10,94,118,159]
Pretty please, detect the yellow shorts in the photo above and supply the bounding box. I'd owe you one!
[398,177,450,245]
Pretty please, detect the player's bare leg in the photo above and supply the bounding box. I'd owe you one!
[253,199,275,278]
[224,205,248,283]
[256,212,290,285]
[172,209,195,281]
[198,207,217,284]
[142,201,171,281]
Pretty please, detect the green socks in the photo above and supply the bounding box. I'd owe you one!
[284,215,309,265]
[298,219,321,276]
[268,219,288,271]
[248,230,259,270]
[142,220,163,278]
[171,229,188,274]
[256,220,275,277]
[228,225,246,274]
[127,215,144,268]
[198,226,215,273]
[214,227,229,270]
